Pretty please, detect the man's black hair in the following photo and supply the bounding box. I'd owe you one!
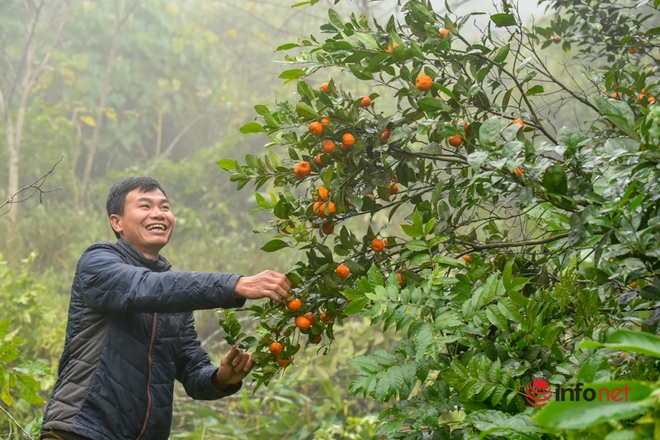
[106,177,168,239]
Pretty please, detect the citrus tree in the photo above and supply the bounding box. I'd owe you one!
[220,0,660,437]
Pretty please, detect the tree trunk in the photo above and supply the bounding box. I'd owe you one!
[80,0,140,199]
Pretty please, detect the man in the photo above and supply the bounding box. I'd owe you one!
[41,177,291,440]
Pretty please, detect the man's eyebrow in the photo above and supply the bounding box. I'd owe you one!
[136,197,170,204]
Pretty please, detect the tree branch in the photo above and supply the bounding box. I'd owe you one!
[0,157,63,217]
[0,403,34,439]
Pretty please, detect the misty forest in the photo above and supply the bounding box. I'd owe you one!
[2,0,660,439]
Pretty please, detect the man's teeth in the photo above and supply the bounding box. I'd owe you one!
[146,225,165,231]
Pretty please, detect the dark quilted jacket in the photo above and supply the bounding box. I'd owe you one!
[41,239,245,439]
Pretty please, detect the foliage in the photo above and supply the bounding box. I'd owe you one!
[222,0,660,437]
[0,254,52,438]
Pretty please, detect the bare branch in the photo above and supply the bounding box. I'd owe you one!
[146,112,210,173]
[0,404,34,440]
[0,157,63,217]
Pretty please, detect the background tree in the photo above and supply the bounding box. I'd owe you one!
[224,0,660,438]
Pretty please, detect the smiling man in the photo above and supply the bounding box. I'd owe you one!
[41,177,291,440]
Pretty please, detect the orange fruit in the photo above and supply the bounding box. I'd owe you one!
[321,116,331,126]
[310,335,322,344]
[320,83,331,94]
[311,220,322,228]
[321,222,335,235]
[638,93,646,101]
[463,254,471,264]
[386,42,398,52]
[313,201,325,218]
[628,47,637,54]
[317,186,329,201]
[324,201,336,216]
[277,358,291,367]
[305,312,317,326]
[319,312,332,323]
[322,139,336,153]
[512,119,524,130]
[336,264,350,279]
[612,91,619,99]
[287,298,302,312]
[309,121,323,136]
[281,222,295,234]
[397,272,404,286]
[371,238,385,252]
[454,119,469,135]
[342,133,355,147]
[448,135,462,147]
[360,96,372,107]
[553,35,561,44]
[295,316,311,331]
[380,128,391,143]
[294,161,312,179]
[513,167,523,176]
[439,28,450,39]
[388,183,398,195]
[648,67,655,73]
[315,153,327,167]
[416,74,432,92]
[269,341,284,356]
[649,97,656,105]
[630,281,638,288]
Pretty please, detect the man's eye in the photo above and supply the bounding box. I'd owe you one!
[162,206,170,211]
[141,205,150,209]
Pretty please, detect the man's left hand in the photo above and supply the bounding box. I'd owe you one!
[213,346,253,390]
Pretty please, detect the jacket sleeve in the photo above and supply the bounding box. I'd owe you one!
[76,245,245,313]
[176,313,241,400]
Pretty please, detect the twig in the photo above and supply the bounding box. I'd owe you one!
[0,404,34,440]
[0,157,62,216]
[457,232,570,255]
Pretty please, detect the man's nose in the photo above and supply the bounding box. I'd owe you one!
[150,208,166,218]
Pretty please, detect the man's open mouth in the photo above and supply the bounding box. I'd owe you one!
[146,224,167,231]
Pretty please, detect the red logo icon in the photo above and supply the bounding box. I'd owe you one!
[525,378,553,407]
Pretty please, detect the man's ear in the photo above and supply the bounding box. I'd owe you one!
[109,214,123,236]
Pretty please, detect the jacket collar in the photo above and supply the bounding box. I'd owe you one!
[116,238,172,272]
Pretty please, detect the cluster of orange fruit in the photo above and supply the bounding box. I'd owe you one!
[268,299,334,367]
[604,86,656,104]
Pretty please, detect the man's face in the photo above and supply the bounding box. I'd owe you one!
[109,189,175,259]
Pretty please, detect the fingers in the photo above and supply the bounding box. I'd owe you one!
[234,270,293,302]
[231,351,253,372]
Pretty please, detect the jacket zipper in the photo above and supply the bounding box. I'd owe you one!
[136,313,158,440]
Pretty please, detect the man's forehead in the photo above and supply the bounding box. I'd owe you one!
[126,188,168,202]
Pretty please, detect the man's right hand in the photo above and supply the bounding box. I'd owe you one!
[233,270,292,303]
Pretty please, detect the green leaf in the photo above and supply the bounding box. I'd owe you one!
[276,43,299,51]
[534,381,652,429]
[526,85,544,96]
[604,330,660,357]
[260,239,289,253]
[406,240,428,251]
[492,44,510,63]
[368,265,384,288]
[16,375,45,405]
[354,32,380,50]
[491,13,516,27]
[239,122,265,134]
[577,349,611,383]
[328,9,344,29]
[479,116,501,144]
[296,102,319,119]
[279,69,307,83]
[217,159,236,171]
[345,297,369,314]
[417,97,451,113]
